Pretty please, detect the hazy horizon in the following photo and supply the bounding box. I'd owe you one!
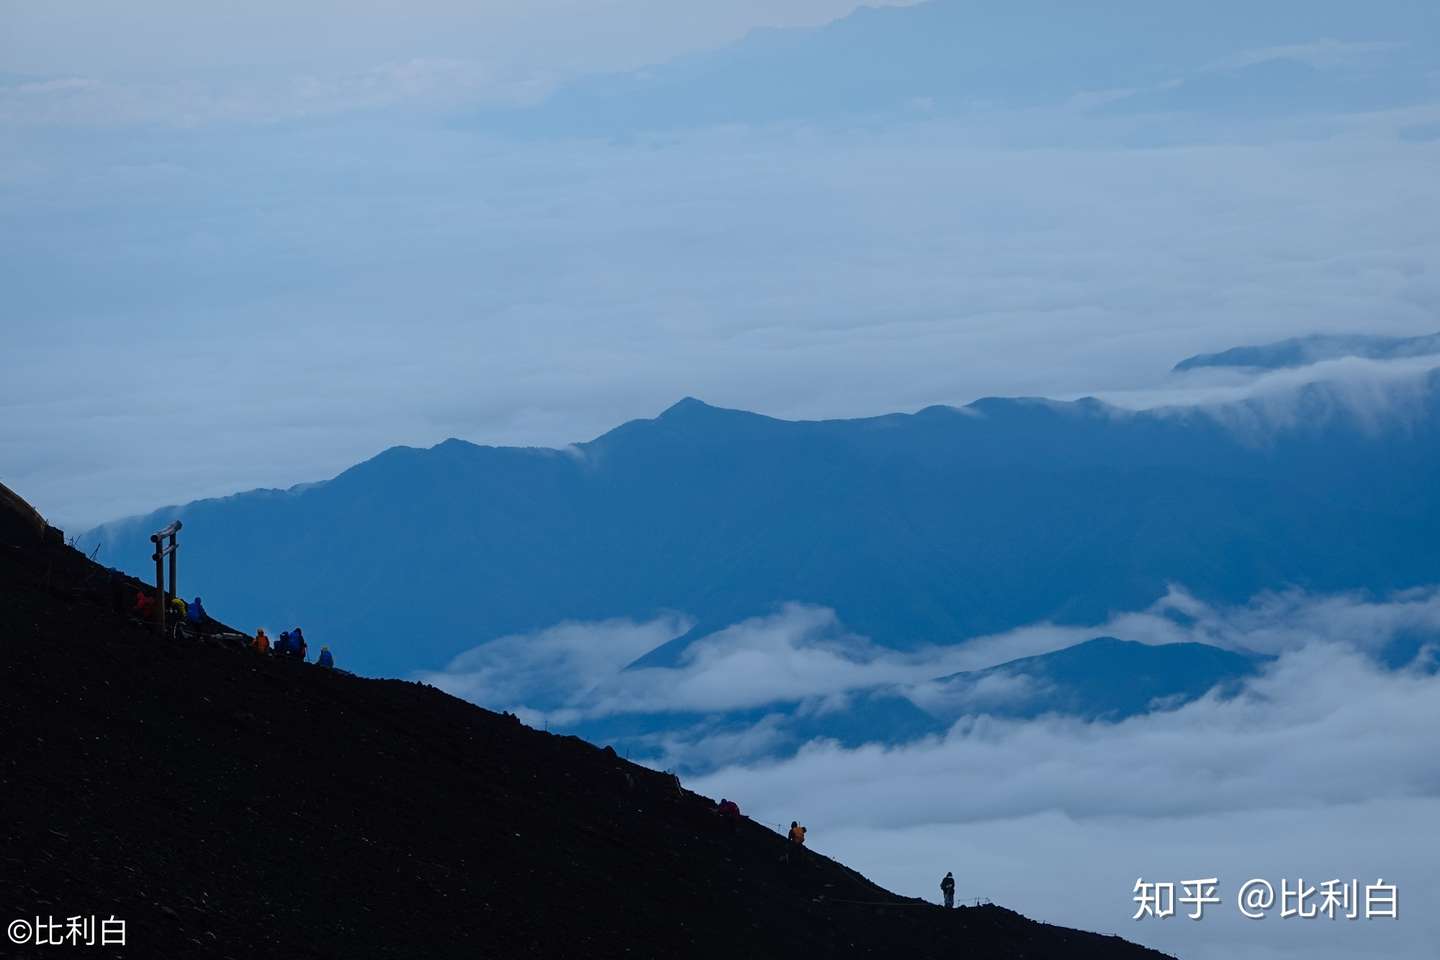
[6,1,1439,529]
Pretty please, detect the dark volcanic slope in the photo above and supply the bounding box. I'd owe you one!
[0,523,1170,960]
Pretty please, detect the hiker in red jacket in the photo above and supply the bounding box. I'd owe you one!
[132,589,155,620]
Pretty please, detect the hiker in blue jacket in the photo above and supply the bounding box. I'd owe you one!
[292,627,308,662]
[187,596,207,625]
[317,646,334,669]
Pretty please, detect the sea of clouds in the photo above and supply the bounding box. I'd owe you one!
[421,586,1440,959]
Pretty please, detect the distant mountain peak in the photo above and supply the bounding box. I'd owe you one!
[657,396,716,418]
[651,397,774,427]
[924,635,1266,723]
[1174,330,1440,372]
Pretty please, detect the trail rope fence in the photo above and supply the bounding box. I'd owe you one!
[759,820,989,909]
[819,896,993,908]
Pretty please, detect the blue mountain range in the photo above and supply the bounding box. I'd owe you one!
[565,637,1268,771]
[481,0,1440,137]
[83,339,1440,684]
[924,637,1265,721]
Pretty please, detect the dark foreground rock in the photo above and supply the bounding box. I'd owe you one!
[0,498,1172,959]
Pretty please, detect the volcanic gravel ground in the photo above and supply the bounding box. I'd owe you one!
[0,525,1172,959]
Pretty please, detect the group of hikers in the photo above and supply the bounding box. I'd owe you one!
[251,626,334,667]
[133,590,211,628]
[129,587,335,668]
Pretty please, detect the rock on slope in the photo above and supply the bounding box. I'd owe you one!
[0,494,1171,959]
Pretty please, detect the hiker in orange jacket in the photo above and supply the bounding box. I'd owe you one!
[784,821,807,864]
[253,628,270,654]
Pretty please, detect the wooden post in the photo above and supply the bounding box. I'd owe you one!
[149,521,182,637]
[167,528,178,601]
[153,543,166,636]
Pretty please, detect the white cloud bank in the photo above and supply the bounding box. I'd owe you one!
[421,586,1440,727]
[684,613,1440,960]
[1085,354,1440,439]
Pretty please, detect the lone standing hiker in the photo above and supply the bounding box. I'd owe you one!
[940,871,955,909]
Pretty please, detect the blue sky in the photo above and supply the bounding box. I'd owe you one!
[3,1,1438,527]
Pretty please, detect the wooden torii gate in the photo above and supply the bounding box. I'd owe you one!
[150,521,182,635]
